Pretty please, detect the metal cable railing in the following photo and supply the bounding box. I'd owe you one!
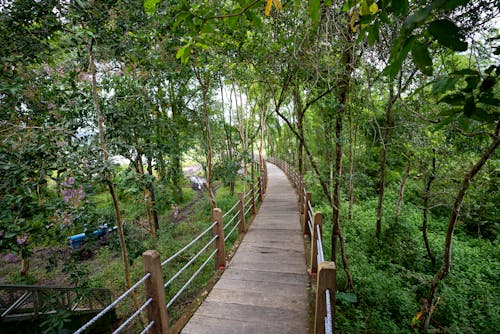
[167,249,218,308]
[224,211,239,231]
[225,219,241,241]
[112,298,152,334]
[222,200,239,219]
[140,321,155,334]
[161,221,217,267]
[325,289,333,334]
[164,235,218,288]
[244,196,252,209]
[74,273,152,334]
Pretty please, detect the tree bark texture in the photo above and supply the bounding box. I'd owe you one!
[422,151,436,266]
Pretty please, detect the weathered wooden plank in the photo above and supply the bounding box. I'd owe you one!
[182,314,306,334]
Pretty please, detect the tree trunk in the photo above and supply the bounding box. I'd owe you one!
[422,151,436,265]
[195,66,216,208]
[376,85,396,239]
[395,153,412,223]
[136,151,155,238]
[21,258,29,276]
[422,121,500,330]
[88,38,132,290]
[348,113,357,220]
[147,156,160,231]
[169,82,184,204]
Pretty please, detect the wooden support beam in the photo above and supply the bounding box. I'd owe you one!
[213,208,226,270]
[143,250,169,334]
[303,192,312,236]
[238,192,246,234]
[314,261,336,334]
[250,184,256,215]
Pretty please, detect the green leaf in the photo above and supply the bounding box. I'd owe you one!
[451,69,479,76]
[428,19,467,51]
[434,114,456,131]
[469,108,499,122]
[367,22,380,46]
[439,92,465,105]
[391,0,408,16]
[463,76,480,93]
[309,0,321,28]
[175,45,191,65]
[144,0,162,15]
[478,95,500,107]
[337,292,357,303]
[480,77,496,92]
[432,77,459,95]
[411,41,433,76]
[384,35,416,78]
[463,96,475,117]
[404,5,432,27]
[441,0,469,10]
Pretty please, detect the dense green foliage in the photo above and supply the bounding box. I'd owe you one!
[0,0,498,333]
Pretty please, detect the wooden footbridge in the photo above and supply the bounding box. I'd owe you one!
[182,162,308,333]
[74,159,336,334]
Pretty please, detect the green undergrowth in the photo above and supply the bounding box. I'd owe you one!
[309,183,499,333]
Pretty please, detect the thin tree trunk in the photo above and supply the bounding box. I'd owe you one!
[395,153,412,223]
[348,112,357,220]
[422,151,436,265]
[136,151,155,238]
[194,66,216,208]
[169,82,184,203]
[422,121,500,330]
[147,156,160,231]
[88,38,131,290]
[376,85,396,239]
[331,29,356,292]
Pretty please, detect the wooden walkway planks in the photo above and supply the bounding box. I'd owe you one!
[181,162,309,334]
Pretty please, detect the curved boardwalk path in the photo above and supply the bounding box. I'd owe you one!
[182,162,309,333]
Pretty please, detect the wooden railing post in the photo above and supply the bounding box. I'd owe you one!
[303,192,312,236]
[315,262,336,334]
[143,250,169,334]
[310,213,323,276]
[260,167,266,194]
[258,177,264,203]
[249,183,256,215]
[298,178,304,214]
[238,192,246,234]
[213,208,226,270]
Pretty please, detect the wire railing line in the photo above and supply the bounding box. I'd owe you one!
[222,201,239,219]
[244,204,252,216]
[167,248,218,308]
[316,224,325,264]
[140,321,155,334]
[224,211,239,231]
[325,289,333,334]
[244,189,253,199]
[161,221,217,267]
[244,196,252,208]
[112,298,152,334]
[224,219,241,241]
[74,273,151,334]
[164,235,217,288]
